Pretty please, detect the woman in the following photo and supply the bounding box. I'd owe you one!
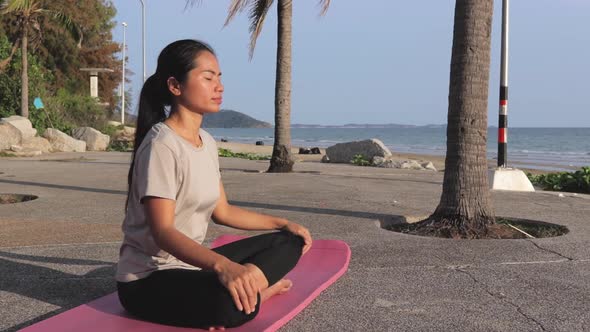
[116,39,312,330]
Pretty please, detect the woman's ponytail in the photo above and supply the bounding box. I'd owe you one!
[133,73,168,158]
[125,72,168,209]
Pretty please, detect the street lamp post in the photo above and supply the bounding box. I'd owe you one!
[488,0,535,192]
[498,0,509,167]
[139,0,146,83]
[121,22,127,125]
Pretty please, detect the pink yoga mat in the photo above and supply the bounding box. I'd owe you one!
[21,235,350,332]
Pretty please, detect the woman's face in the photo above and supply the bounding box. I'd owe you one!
[174,51,224,114]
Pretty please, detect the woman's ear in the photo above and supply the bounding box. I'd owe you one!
[167,77,182,96]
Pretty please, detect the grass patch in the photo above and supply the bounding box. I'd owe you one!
[0,151,16,157]
[218,148,270,161]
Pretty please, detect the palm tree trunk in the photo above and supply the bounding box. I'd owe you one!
[268,0,294,173]
[0,39,20,73]
[21,24,30,118]
[427,0,495,236]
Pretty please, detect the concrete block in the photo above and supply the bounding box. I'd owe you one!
[488,167,535,192]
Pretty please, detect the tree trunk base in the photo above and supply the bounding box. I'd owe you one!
[267,145,294,173]
[408,215,497,239]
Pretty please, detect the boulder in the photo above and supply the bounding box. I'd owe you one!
[43,128,86,152]
[310,147,321,155]
[421,161,437,172]
[372,156,386,166]
[400,160,423,170]
[113,126,136,142]
[255,141,264,146]
[374,157,437,171]
[0,123,22,150]
[10,145,23,152]
[72,127,110,151]
[376,159,400,169]
[326,139,392,164]
[21,137,52,153]
[0,115,37,139]
[299,147,311,155]
[10,149,43,157]
[321,155,330,163]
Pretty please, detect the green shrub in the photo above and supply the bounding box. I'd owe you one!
[0,151,16,157]
[107,139,133,152]
[0,35,53,119]
[527,167,590,194]
[102,124,125,138]
[351,154,371,166]
[218,148,270,160]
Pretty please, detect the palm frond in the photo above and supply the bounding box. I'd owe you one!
[183,0,202,12]
[224,0,250,27]
[247,0,273,60]
[317,0,330,16]
[39,9,81,46]
[1,0,33,14]
[0,37,20,72]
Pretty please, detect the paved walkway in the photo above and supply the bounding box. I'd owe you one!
[1,152,589,331]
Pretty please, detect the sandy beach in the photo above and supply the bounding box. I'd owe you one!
[217,141,565,174]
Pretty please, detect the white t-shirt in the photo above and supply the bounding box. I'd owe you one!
[116,122,221,282]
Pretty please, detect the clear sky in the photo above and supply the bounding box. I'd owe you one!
[110,0,590,127]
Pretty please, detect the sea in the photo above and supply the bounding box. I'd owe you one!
[205,127,590,172]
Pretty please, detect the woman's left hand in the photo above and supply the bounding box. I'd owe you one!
[282,221,312,255]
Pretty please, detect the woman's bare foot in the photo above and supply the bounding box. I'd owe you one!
[261,279,293,303]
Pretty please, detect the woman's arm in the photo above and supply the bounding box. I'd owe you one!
[212,181,288,231]
[212,181,312,255]
[144,197,258,314]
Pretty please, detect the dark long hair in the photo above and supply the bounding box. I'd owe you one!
[126,39,215,210]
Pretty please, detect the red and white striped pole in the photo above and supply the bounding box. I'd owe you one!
[498,0,509,168]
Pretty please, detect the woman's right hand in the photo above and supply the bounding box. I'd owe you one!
[215,258,259,315]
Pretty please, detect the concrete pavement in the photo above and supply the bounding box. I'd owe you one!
[1,152,589,331]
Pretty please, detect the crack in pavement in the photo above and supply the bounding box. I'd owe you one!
[527,240,575,261]
[454,267,547,331]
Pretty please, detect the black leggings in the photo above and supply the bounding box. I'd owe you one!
[117,231,304,329]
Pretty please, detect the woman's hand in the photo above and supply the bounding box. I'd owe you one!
[214,259,259,315]
[282,221,313,255]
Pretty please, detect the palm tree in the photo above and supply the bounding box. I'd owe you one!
[221,0,330,172]
[1,0,78,118]
[418,0,496,238]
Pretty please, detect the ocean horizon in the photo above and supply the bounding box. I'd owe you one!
[205,127,590,172]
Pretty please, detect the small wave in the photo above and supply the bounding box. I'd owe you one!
[510,149,589,156]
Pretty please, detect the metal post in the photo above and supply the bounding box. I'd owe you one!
[498,0,509,167]
[122,22,127,125]
[139,0,146,83]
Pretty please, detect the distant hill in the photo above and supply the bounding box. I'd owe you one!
[203,110,272,128]
[291,123,445,129]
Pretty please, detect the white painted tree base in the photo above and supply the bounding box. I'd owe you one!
[488,167,535,192]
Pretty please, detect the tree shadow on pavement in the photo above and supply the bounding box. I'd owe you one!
[230,200,398,222]
[0,179,126,195]
[0,251,116,332]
